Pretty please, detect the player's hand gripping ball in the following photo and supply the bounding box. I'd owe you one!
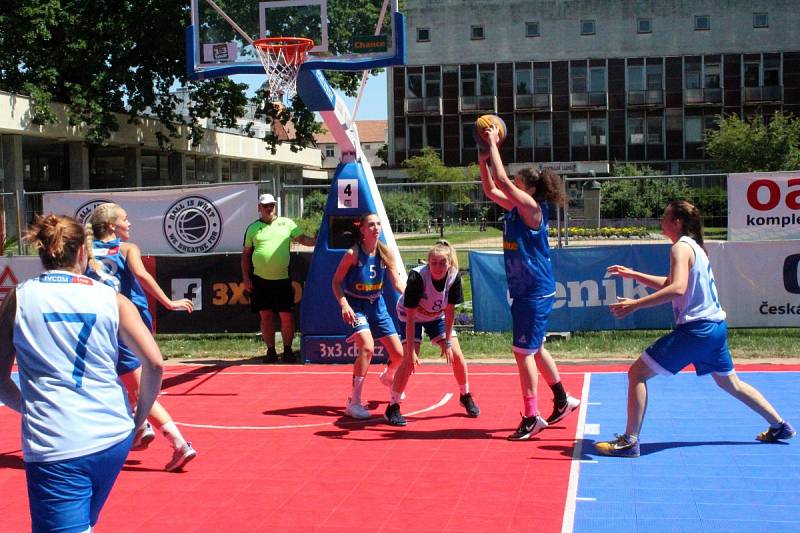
[473,114,507,153]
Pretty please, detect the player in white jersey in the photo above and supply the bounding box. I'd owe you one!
[383,240,480,426]
[595,201,795,457]
[0,214,163,533]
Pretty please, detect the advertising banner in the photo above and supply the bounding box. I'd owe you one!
[470,245,674,332]
[0,257,44,305]
[728,172,800,241]
[42,183,259,254]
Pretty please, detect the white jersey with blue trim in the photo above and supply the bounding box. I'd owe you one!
[13,270,133,463]
[673,236,726,325]
[396,265,457,322]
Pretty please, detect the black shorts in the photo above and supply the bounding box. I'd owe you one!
[250,276,295,313]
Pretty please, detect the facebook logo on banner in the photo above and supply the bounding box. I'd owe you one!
[172,278,202,311]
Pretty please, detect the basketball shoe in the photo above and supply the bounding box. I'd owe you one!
[131,421,155,451]
[384,403,407,426]
[345,398,370,419]
[165,442,197,472]
[756,421,796,442]
[459,393,480,417]
[546,395,581,424]
[508,414,548,441]
[595,434,640,457]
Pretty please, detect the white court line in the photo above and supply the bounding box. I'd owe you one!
[582,423,600,435]
[561,372,592,533]
[175,393,453,430]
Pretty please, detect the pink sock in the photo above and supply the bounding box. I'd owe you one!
[523,395,538,417]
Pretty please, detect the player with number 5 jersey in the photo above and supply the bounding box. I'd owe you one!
[332,213,405,420]
[596,200,795,457]
[0,214,164,533]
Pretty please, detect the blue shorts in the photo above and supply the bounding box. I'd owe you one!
[26,431,134,533]
[345,296,398,342]
[398,317,456,345]
[117,307,153,375]
[511,296,554,354]
[642,319,734,376]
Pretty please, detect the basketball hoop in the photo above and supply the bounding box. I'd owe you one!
[253,37,314,100]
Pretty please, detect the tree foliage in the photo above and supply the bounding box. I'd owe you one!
[403,146,474,205]
[704,111,800,172]
[0,0,390,151]
[602,163,689,219]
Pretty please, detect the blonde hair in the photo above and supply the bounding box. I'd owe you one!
[25,214,85,270]
[89,202,122,239]
[429,239,459,273]
[84,224,104,274]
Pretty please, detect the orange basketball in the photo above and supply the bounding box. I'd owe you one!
[473,114,507,152]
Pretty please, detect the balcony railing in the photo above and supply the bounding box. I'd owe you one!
[684,88,723,105]
[515,93,551,110]
[570,91,607,108]
[627,90,664,107]
[404,97,443,115]
[743,85,783,103]
[459,95,497,113]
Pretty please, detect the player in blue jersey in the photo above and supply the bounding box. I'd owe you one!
[386,240,480,426]
[479,124,580,441]
[88,203,196,471]
[595,200,795,457]
[0,214,164,533]
[332,213,405,419]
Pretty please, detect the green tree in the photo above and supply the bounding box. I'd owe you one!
[602,163,689,219]
[0,0,389,151]
[705,111,800,172]
[403,146,474,211]
[382,191,431,232]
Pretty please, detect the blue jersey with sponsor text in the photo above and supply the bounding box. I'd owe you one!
[503,203,555,299]
[92,238,152,328]
[344,245,386,300]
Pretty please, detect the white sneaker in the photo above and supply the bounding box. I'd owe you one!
[165,442,196,472]
[546,395,581,425]
[345,398,371,419]
[131,421,156,451]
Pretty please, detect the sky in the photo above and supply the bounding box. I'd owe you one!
[235,70,389,121]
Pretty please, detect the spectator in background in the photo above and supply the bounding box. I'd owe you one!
[242,193,316,363]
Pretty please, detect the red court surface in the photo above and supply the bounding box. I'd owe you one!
[0,362,796,532]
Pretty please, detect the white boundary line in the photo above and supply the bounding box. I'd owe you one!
[561,372,592,533]
[175,392,453,430]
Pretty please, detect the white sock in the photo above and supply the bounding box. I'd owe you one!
[351,376,366,404]
[390,389,404,404]
[459,383,469,395]
[160,421,187,449]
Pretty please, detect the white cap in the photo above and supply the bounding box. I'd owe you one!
[259,193,276,204]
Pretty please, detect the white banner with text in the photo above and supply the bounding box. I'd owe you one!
[42,184,259,254]
[728,171,800,241]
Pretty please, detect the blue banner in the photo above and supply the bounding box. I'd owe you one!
[469,244,674,332]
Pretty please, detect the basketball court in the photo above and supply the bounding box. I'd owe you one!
[1,362,797,532]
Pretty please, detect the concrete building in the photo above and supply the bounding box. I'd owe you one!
[314,120,388,175]
[388,0,800,176]
[0,89,324,236]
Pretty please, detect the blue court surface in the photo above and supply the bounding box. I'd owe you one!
[573,371,800,533]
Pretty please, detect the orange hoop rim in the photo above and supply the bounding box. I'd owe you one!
[253,37,314,64]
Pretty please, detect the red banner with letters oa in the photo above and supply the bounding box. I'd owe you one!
[728,171,800,241]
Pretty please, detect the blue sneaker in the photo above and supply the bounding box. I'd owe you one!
[595,434,640,457]
[757,421,796,442]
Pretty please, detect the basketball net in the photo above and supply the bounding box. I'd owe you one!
[253,38,314,101]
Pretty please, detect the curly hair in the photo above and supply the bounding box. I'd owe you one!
[517,168,567,207]
[25,214,86,270]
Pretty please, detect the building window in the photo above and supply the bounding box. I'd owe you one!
[637,18,652,34]
[462,123,477,150]
[407,73,422,98]
[471,25,484,40]
[647,116,663,144]
[417,28,430,42]
[695,15,710,31]
[590,118,607,145]
[408,122,441,151]
[571,118,588,146]
[581,20,595,35]
[571,65,587,93]
[517,119,533,148]
[408,124,424,150]
[516,66,532,95]
[526,21,540,37]
[461,66,477,97]
[534,120,551,148]
[325,146,335,158]
[534,66,550,93]
[628,117,644,145]
[685,116,703,143]
[753,13,768,28]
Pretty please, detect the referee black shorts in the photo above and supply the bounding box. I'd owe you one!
[250,276,295,313]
